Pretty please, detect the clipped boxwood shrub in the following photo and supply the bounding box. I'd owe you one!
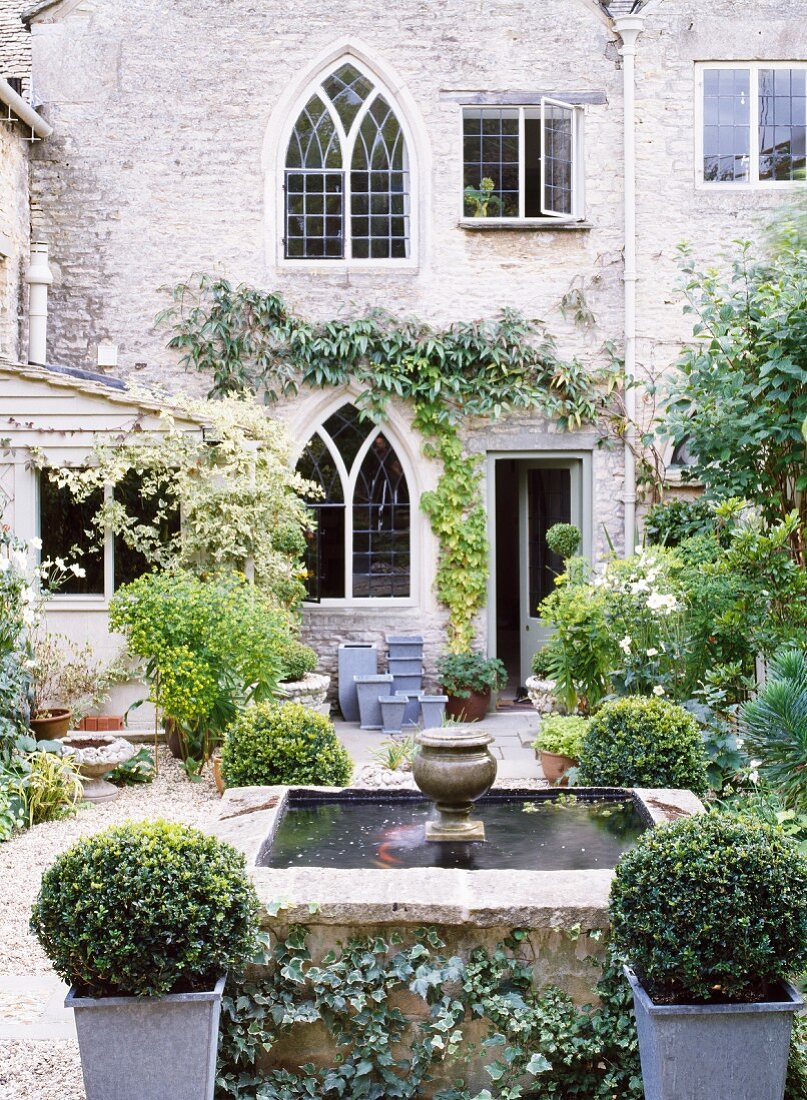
[221,701,352,788]
[277,638,318,683]
[610,813,807,1003]
[578,696,708,795]
[30,820,260,998]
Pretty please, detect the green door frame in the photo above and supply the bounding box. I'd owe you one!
[485,450,594,670]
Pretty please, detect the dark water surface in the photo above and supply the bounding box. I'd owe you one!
[260,795,647,871]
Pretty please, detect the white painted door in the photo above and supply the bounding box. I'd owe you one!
[518,462,582,685]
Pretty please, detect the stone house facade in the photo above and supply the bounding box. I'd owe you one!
[1,0,805,690]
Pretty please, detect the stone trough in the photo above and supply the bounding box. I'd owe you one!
[212,782,703,1094]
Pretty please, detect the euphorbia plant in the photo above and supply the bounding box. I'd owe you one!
[109,569,289,769]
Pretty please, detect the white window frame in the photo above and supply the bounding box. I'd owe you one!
[277,58,419,271]
[459,99,586,224]
[695,61,807,190]
[301,421,417,609]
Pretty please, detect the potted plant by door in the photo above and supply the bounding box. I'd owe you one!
[531,714,589,786]
[610,814,807,1100]
[30,820,260,1100]
[436,652,508,722]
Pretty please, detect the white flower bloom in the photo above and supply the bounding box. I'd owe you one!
[619,635,632,654]
[736,737,744,749]
[0,558,8,574]
[54,557,66,570]
[630,579,650,594]
[21,587,35,604]
[70,563,86,578]
[652,685,665,696]
[29,536,42,550]
[10,548,28,573]
[647,591,678,614]
[749,769,760,785]
[646,648,658,657]
[750,759,762,769]
[21,606,36,626]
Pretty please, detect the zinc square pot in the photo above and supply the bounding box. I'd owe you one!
[387,656,423,677]
[419,694,448,728]
[65,974,226,1100]
[386,635,424,659]
[379,693,409,734]
[338,644,378,721]
[355,674,393,729]
[391,671,424,697]
[625,967,802,1100]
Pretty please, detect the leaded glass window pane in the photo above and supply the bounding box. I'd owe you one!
[323,404,367,468]
[759,68,807,181]
[298,434,346,600]
[285,171,344,259]
[702,68,750,182]
[352,433,410,598]
[322,63,374,131]
[286,95,342,169]
[351,96,410,259]
[541,102,574,216]
[463,108,519,217]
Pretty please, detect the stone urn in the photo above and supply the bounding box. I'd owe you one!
[413,725,497,841]
[62,733,136,803]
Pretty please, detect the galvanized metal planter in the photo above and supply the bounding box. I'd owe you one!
[625,966,802,1100]
[65,974,226,1100]
[337,643,378,721]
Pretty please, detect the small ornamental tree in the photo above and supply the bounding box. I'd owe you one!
[664,228,807,565]
[610,814,807,1003]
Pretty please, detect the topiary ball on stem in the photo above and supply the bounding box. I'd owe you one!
[30,820,261,998]
[578,695,709,795]
[610,813,807,1004]
[221,701,352,788]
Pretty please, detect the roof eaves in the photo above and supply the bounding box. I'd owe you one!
[0,358,192,416]
[20,0,63,27]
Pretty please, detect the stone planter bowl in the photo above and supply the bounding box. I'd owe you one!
[276,672,330,710]
[524,676,562,716]
[62,733,136,803]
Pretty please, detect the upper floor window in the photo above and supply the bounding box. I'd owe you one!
[462,101,584,222]
[284,62,411,260]
[698,63,807,186]
[297,404,411,601]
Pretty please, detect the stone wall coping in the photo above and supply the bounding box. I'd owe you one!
[212,784,704,929]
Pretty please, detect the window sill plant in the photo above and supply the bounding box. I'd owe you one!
[30,821,260,1100]
[436,651,507,723]
[532,714,590,786]
[610,813,807,1100]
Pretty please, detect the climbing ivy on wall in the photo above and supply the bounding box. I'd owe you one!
[158,277,611,650]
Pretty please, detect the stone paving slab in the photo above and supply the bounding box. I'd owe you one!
[0,975,75,1040]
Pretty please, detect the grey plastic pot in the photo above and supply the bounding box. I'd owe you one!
[386,634,424,659]
[338,644,378,721]
[624,967,802,1100]
[419,694,448,728]
[379,693,408,734]
[65,974,226,1100]
[355,674,393,729]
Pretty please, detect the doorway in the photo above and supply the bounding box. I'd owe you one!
[491,455,590,690]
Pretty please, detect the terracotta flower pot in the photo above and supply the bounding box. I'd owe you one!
[444,689,491,723]
[30,708,72,740]
[539,750,578,787]
[212,752,225,796]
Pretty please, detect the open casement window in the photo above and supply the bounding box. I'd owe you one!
[698,64,807,186]
[284,61,411,260]
[297,404,411,601]
[462,99,583,221]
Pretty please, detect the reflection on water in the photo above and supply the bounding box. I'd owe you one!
[260,797,646,871]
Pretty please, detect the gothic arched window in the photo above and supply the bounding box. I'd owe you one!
[297,404,411,600]
[284,61,411,261]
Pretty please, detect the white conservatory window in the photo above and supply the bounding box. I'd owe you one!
[297,404,411,602]
[461,101,584,221]
[697,63,807,186]
[284,62,411,260]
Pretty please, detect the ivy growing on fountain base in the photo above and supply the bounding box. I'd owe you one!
[159,278,611,650]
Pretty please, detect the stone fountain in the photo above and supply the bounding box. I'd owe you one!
[412,725,497,841]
